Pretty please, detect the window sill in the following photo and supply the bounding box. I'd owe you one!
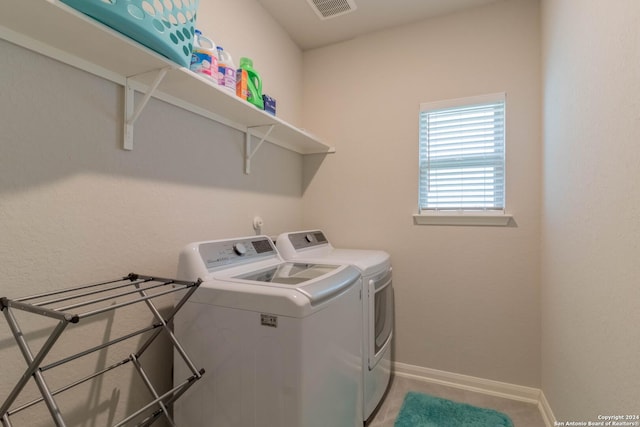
[413,213,513,227]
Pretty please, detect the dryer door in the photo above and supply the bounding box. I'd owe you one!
[368,268,393,370]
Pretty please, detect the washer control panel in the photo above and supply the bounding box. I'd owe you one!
[286,230,329,250]
[199,236,276,270]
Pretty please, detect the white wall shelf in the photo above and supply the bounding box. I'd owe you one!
[0,0,335,172]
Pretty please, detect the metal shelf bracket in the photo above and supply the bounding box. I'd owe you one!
[245,124,275,174]
[124,67,171,151]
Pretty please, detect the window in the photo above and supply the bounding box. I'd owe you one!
[416,93,510,226]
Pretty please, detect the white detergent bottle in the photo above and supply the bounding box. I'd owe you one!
[190,30,217,82]
[216,46,236,92]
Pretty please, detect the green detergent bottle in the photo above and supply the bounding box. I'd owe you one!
[239,57,264,110]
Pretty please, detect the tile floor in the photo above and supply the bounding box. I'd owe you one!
[366,374,547,426]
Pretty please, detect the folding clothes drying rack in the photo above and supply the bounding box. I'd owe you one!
[0,273,204,427]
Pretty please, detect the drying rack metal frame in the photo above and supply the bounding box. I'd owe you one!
[0,273,204,427]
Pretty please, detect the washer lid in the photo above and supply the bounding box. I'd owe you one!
[234,262,340,285]
[231,262,360,306]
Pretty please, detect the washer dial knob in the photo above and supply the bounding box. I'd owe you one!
[233,243,248,256]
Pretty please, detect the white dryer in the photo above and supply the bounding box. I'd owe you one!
[174,235,363,427]
[276,230,393,422]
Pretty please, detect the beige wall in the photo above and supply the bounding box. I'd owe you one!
[541,0,640,420]
[0,1,303,425]
[301,0,542,387]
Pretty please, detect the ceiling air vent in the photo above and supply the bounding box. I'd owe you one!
[306,0,357,20]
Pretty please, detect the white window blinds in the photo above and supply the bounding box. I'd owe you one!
[419,93,505,212]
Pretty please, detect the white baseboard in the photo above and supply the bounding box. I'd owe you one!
[538,390,557,427]
[392,361,556,427]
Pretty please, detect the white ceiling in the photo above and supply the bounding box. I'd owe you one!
[255,0,504,50]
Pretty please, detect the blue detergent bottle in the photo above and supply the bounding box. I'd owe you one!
[238,57,264,110]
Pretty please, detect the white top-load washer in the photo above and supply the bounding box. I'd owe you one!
[276,230,393,421]
[173,235,363,427]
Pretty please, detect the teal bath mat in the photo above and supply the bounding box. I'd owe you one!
[394,392,514,427]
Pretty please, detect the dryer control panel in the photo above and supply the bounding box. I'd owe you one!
[199,236,276,270]
[286,230,329,250]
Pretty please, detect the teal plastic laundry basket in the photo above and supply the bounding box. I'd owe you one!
[60,0,200,67]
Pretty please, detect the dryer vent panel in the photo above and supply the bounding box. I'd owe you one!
[306,0,357,20]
